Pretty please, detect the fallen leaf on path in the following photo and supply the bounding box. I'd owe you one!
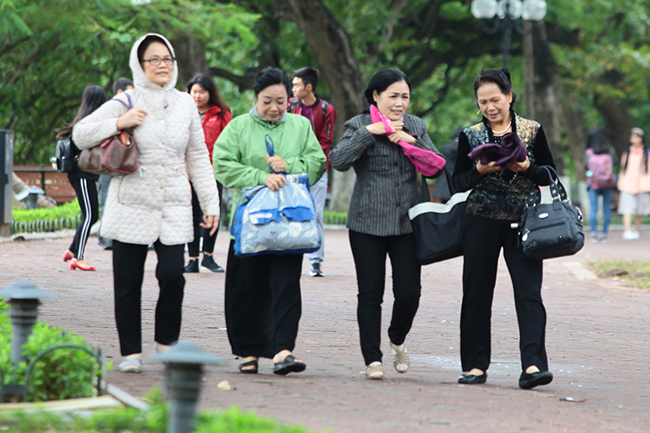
[560,397,587,403]
[217,380,232,391]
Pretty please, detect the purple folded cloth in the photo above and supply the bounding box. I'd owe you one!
[467,133,527,172]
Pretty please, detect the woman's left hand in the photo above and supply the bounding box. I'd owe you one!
[508,157,531,173]
[387,130,416,144]
[201,215,220,236]
[266,155,287,173]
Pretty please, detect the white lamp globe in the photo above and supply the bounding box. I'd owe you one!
[471,0,498,19]
[497,0,523,19]
[522,0,547,21]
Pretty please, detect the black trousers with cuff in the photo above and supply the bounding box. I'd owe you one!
[112,240,185,356]
[460,215,548,373]
[349,230,422,366]
[187,181,223,257]
[224,240,303,359]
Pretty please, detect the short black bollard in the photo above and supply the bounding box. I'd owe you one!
[150,341,221,433]
[0,280,55,362]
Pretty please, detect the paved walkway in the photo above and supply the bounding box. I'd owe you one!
[1,228,649,432]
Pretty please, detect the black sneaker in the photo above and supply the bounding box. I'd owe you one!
[309,262,324,277]
[201,255,224,273]
[184,259,199,273]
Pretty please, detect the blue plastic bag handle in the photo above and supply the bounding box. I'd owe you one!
[265,134,276,173]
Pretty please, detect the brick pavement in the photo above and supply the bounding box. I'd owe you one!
[1,228,650,432]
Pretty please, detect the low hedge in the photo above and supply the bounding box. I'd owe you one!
[11,201,81,234]
[0,297,102,402]
[0,388,317,433]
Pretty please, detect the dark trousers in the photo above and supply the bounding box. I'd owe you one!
[112,240,185,356]
[187,182,223,257]
[349,230,422,366]
[224,240,303,359]
[68,177,99,260]
[460,215,548,372]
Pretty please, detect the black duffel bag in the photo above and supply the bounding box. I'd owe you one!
[408,174,470,265]
[519,166,584,261]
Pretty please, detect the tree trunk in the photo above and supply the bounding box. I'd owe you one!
[531,22,564,174]
[283,0,367,212]
[594,96,632,159]
[558,92,588,179]
[171,32,209,88]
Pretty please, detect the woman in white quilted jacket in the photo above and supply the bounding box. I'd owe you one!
[73,34,220,373]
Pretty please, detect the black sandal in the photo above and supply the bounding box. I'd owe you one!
[273,354,306,376]
[239,359,259,374]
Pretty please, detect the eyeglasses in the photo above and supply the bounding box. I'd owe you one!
[142,56,175,67]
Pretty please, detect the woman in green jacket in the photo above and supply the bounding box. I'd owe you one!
[214,67,326,376]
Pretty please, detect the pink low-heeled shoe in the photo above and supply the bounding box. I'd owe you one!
[70,258,96,271]
[62,250,74,262]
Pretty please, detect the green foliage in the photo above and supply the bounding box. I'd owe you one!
[12,200,81,223]
[0,388,317,432]
[0,303,101,402]
[323,211,347,226]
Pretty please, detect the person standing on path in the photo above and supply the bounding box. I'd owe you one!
[617,127,650,240]
[290,67,338,278]
[97,77,134,251]
[453,68,556,389]
[330,69,443,380]
[584,127,616,243]
[214,67,326,376]
[184,75,232,273]
[58,85,106,272]
[73,33,220,373]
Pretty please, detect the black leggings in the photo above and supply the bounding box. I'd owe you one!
[68,177,99,260]
[349,230,422,366]
[460,215,548,372]
[112,240,185,356]
[187,182,223,257]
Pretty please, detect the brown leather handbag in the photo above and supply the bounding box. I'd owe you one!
[78,94,139,176]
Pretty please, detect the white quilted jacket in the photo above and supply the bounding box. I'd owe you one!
[73,33,220,245]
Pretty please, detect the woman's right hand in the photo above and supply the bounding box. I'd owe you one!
[366,121,389,135]
[116,108,148,130]
[265,173,288,191]
[476,161,502,175]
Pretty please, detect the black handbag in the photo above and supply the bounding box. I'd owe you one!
[519,166,584,261]
[408,174,470,265]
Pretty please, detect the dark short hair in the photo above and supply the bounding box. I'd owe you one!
[112,77,133,95]
[137,35,169,67]
[364,69,411,106]
[187,75,229,112]
[473,68,518,107]
[293,67,319,92]
[253,67,291,97]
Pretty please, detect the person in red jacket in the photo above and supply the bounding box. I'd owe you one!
[290,67,338,277]
[185,75,232,273]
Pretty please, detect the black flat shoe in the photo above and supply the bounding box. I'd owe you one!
[273,355,306,376]
[519,370,553,389]
[458,372,487,384]
[239,359,258,374]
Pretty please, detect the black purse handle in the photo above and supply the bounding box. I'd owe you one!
[418,167,455,204]
[526,166,569,207]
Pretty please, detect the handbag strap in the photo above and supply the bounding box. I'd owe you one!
[526,166,569,207]
[419,168,454,204]
[114,92,133,110]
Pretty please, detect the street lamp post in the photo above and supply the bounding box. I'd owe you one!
[471,0,547,68]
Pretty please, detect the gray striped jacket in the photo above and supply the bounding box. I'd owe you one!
[331,112,442,236]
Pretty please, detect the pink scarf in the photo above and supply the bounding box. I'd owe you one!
[370,105,445,177]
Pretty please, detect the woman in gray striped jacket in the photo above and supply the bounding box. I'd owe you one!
[330,69,442,380]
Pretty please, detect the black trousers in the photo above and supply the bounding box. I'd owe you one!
[349,230,422,366]
[224,240,303,359]
[68,177,99,260]
[460,215,548,372]
[112,240,185,356]
[187,182,223,257]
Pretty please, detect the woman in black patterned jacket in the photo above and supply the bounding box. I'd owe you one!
[330,69,442,380]
[453,69,556,389]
